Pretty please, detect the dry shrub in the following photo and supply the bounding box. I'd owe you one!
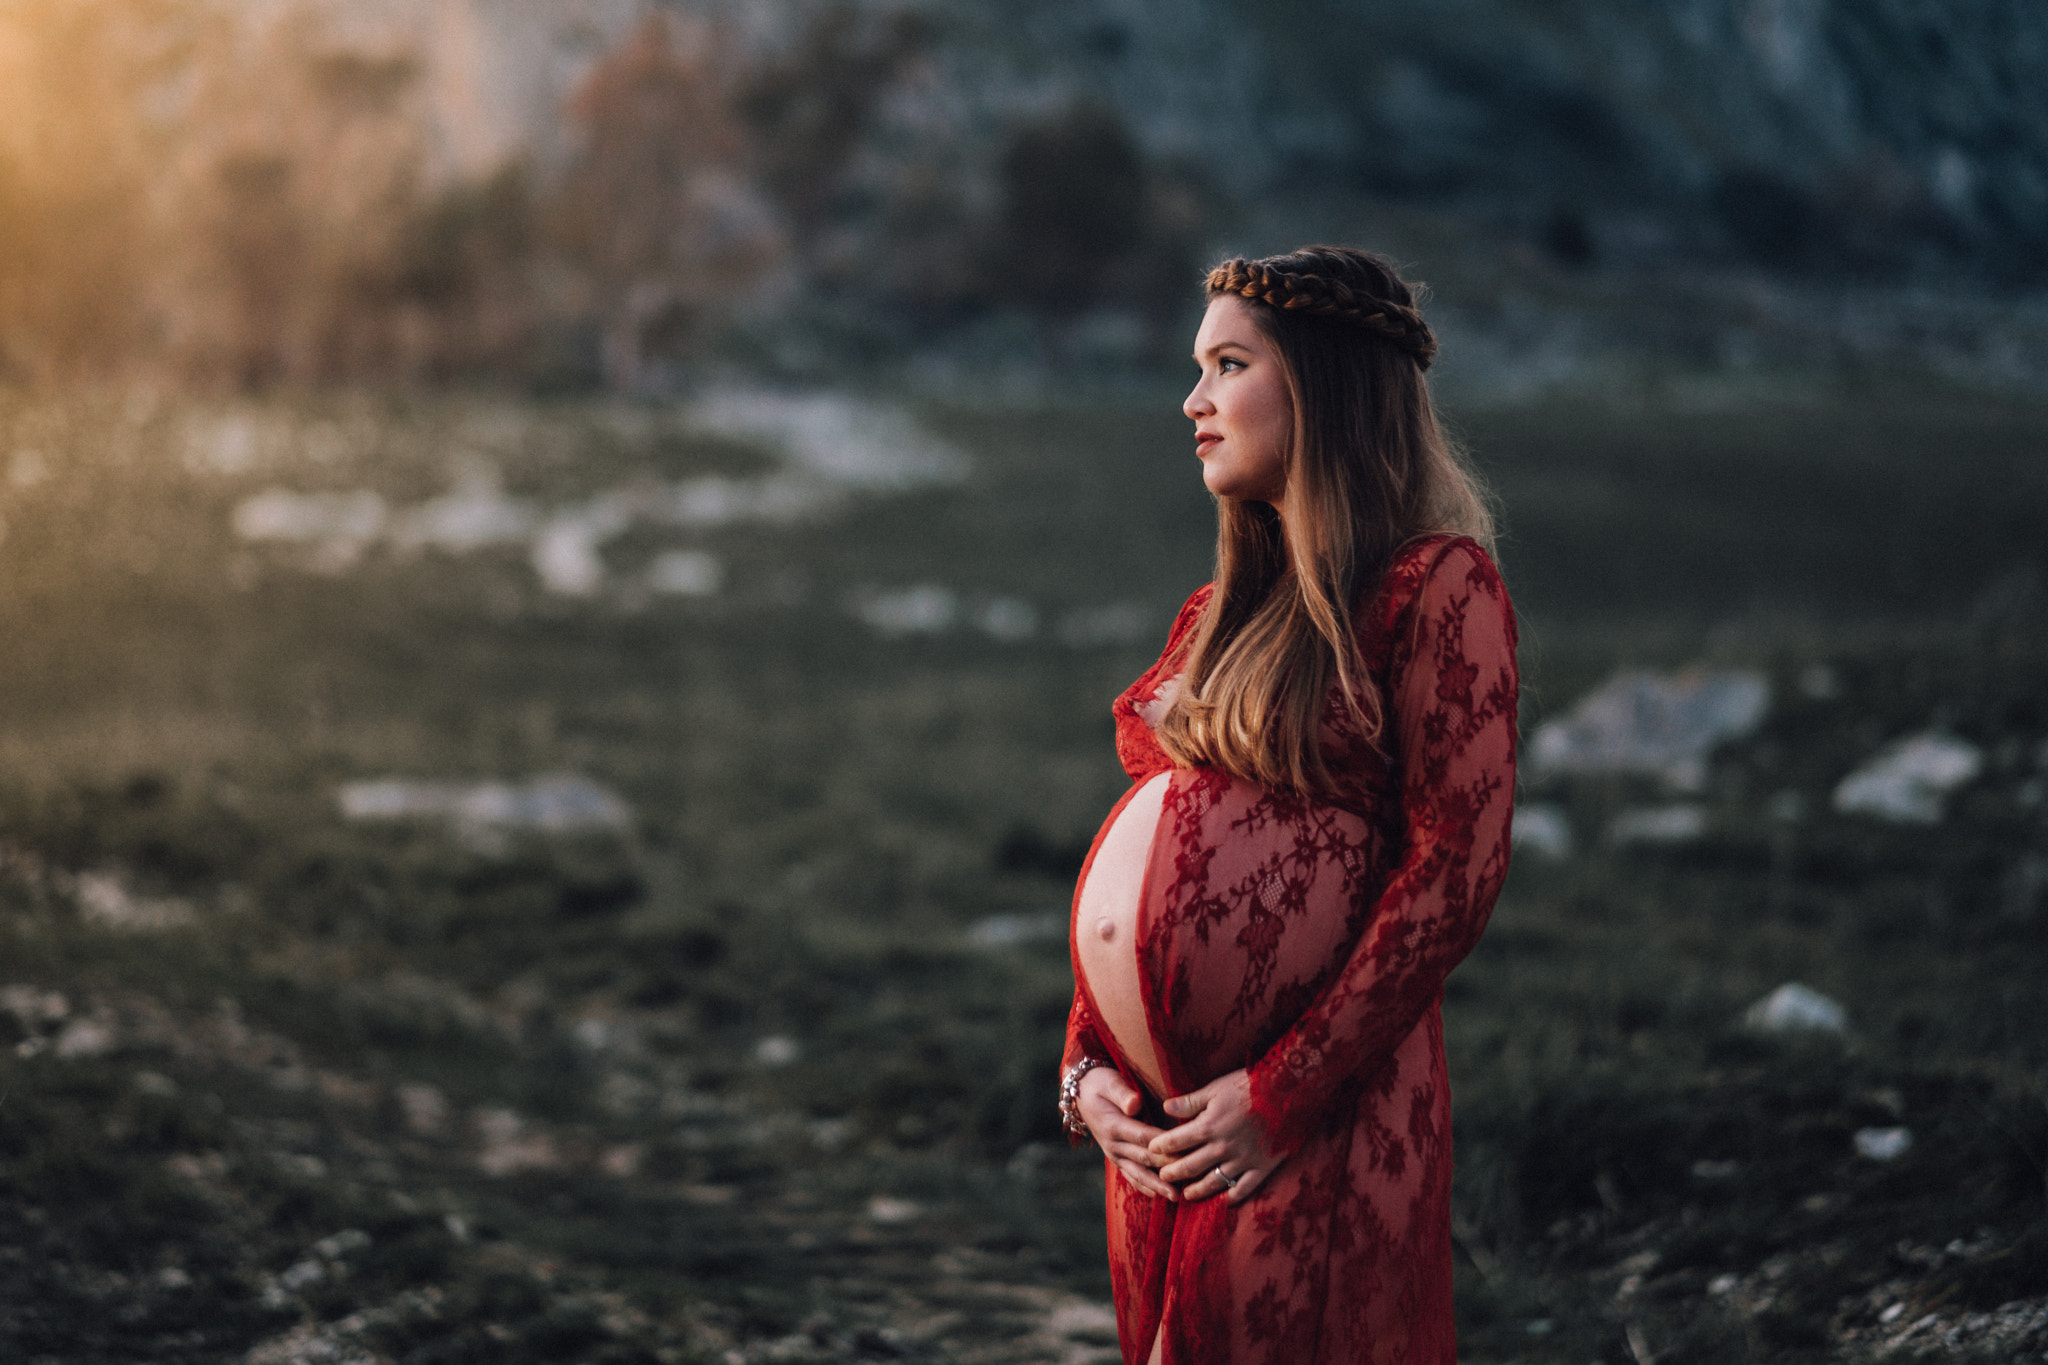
[0,0,174,382]
[552,13,787,392]
[0,2,1207,387]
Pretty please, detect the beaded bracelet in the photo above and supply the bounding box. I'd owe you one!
[1058,1057,1105,1141]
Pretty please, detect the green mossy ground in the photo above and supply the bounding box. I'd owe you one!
[0,381,2042,1362]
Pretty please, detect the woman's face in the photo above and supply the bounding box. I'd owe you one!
[1184,295,1293,510]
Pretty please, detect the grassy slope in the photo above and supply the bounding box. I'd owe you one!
[0,382,2042,1362]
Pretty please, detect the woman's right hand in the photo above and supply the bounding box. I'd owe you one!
[1077,1066,1177,1200]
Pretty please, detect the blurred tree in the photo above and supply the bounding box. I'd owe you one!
[0,0,179,382]
[164,8,436,385]
[989,101,1211,355]
[393,163,542,382]
[738,6,930,248]
[552,13,785,393]
[994,102,1147,321]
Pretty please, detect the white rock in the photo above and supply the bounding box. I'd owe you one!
[1531,669,1770,790]
[72,871,195,931]
[1834,733,1983,823]
[660,473,824,528]
[52,1019,114,1058]
[1854,1126,1913,1161]
[753,1035,800,1067]
[396,1083,451,1136]
[0,985,69,1024]
[231,489,387,571]
[337,775,632,835]
[1608,804,1708,845]
[851,585,958,637]
[973,597,1040,643]
[530,491,640,597]
[277,1259,326,1291]
[387,469,535,553]
[687,390,967,492]
[1742,982,1848,1036]
[1511,804,1573,860]
[866,1196,923,1224]
[967,913,1065,947]
[312,1229,371,1260]
[645,549,722,597]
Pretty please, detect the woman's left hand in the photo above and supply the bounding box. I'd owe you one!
[1147,1069,1285,1205]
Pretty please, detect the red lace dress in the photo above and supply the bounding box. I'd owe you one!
[1062,535,1518,1365]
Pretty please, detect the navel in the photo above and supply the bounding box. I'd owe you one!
[1095,917,1117,942]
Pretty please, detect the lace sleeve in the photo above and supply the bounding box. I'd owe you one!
[1244,541,1519,1155]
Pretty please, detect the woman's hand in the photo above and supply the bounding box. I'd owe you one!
[1077,1066,1178,1200]
[1148,1069,1284,1205]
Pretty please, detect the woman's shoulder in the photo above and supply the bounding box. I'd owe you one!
[1359,534,1511,645]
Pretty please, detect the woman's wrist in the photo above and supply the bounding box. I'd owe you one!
[1058,1057,1107,1140]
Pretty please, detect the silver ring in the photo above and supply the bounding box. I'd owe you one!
[1213,1166,1237,1190]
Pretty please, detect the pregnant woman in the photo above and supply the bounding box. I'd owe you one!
[1058,246,1518,1365]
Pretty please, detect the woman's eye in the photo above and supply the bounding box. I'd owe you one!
[1219,357,1244,372]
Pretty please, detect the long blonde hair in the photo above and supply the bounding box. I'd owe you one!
[1156,246,1495,794]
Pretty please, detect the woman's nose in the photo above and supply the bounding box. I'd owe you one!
[1183,382,1210,420]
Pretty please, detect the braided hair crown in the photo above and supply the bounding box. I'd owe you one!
[1205,246,1437,370]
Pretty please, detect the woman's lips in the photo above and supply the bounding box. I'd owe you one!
[1195,433,1221,456]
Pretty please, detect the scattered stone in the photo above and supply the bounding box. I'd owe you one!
[278,1259,327,1291]
[754,1035,801,1067]
[851,585,958,637]
[687,389,967,492]
[387,466,535,553]
[0,984,69,1026]
[1607,803,1709,845]
[600,1143,646,1177]
[71,871,195,931]
[646,549,723,596]
[474,1108,560,1176]
[867,1196,922,1224]
[313,1229,372,1261]
[397,1083,452,1137]
[967,913,1066,948]
[1854,1126,1914,1161]
[1530,668,1770,790]
[1512,804,1573,860]
[972,597,1039,642]
[52,1019,115,1058]
[1742,982,1848,1036]
[133,1070,178,1097]
[1834,732,1984,823]
[337,774,632,835]
[231,489,388,572]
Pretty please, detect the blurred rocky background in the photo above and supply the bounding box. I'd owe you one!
[3,0,2046,395]
[1,3,2045,1364]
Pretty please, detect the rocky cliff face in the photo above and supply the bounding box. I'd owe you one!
[1003,0,2047,280]
[189,0,2048,285]
[325,0,2048,282]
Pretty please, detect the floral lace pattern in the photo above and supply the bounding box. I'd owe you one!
[1063,535,1519,1365]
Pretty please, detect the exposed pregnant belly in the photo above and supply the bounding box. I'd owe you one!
[1077,768,1397,1098]
[1074,772,1172,1098]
